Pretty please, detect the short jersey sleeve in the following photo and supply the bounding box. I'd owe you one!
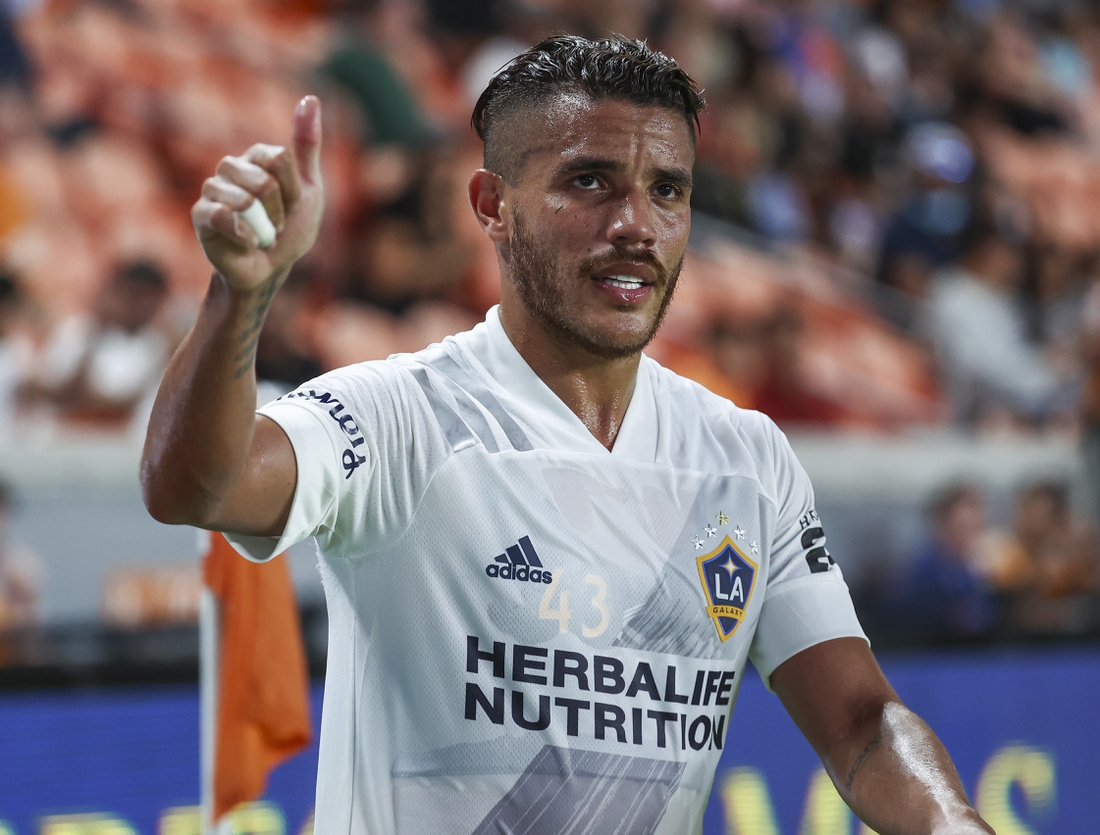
[225,360,449,563]
[748,417,867,687]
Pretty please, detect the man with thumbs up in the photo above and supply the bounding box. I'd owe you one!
[142,36,993,835]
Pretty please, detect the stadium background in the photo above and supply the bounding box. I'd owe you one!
[0,0,1097,832]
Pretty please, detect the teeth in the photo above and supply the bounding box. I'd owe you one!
[603,275,644,289]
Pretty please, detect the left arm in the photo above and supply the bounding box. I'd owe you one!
[770,637,995,835]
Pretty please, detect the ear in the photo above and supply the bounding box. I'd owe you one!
[468,169,511,243]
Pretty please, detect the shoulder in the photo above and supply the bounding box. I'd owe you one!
[649,357,780,436]
[278,358,415,406]
[292,329,480,401]
[264,353,442,445]
[646,357,793,474]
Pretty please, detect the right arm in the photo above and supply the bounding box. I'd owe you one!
[140,96,325,536]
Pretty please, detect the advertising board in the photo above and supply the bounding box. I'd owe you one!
[0,646,1095,834]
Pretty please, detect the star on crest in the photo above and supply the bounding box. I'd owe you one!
[733,526,746,540]
[750,540,759,555]
[717,512,729,526]
[722,557,737,578]
[705,524,717,538]
[691,535,705,549]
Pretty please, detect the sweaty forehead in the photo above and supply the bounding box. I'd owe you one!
[504,93,694,181]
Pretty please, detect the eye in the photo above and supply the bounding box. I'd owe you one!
[654,182,682,200]
[572,174,600,190]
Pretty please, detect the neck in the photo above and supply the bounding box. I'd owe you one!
[499,304,641,451]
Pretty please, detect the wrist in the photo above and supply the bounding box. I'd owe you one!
[204,270,285,380]
[208,269,286,333]
[211,268,288,303]
[929,808,995,835]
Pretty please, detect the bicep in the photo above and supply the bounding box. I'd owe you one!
[205,414,298,537]
[770,637,897,765]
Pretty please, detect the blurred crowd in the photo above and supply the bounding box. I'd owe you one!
[844,477,1095,646]
[0,0,1098,640]
[860,475,1100,645]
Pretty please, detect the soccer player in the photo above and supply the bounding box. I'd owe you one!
[142,35,995,835]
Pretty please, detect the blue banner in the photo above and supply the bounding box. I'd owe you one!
[0,645,1096,834]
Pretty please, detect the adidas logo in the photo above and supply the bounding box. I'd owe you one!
[485,535,553,584]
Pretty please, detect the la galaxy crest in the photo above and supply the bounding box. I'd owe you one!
[696,537,757,641]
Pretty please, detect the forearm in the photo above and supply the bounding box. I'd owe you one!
[140,270,283,527]
[141,96,322,534]
[831,702,993,835]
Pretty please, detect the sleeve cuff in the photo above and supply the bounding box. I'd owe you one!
[224,401,341,563]
[749,576,868,690]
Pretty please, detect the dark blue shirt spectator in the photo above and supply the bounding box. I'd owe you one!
[892,483,1001,642]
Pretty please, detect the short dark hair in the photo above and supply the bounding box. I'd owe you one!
[116,259,168,293]
[472,34,705,181]
[929,482,983,523]
[1018,480,1068,516]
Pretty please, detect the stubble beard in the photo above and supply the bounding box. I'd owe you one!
[507,211,683,360]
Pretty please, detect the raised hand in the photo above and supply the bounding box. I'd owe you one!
[191,95,325,292]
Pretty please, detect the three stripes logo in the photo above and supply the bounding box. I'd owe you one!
[485,535,554,585]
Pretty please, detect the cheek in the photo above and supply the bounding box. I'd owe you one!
[544,213,596,250]
[664,206,690,239]
[659,212,691,250]
[659,206,691,235]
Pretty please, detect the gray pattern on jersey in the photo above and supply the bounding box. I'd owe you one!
[421,350,535,452]
[613,478,773,658]
[470,745,685,835]
[408,367,485,453]
[394,736,545,779]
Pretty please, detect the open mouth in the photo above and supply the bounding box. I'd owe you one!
[600,275,648,290]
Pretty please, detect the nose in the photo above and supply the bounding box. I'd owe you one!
[605,188,656,248]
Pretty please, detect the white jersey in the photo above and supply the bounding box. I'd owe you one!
[228,307,866,835]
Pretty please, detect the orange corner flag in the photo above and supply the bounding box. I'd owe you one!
[203,532,312,821]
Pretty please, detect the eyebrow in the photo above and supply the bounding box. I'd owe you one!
[655,167,694,190]
[554,156,693,189]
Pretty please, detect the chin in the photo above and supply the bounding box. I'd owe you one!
[569,320,661,359]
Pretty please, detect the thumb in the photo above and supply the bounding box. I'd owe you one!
[292,95,323,186]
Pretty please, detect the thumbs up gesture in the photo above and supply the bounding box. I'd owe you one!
[191,96,325,292]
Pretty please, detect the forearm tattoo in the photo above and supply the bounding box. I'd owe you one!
[845,732,883,790]
[233,275,280,379]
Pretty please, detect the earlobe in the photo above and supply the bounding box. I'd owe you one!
[468,169,511,243]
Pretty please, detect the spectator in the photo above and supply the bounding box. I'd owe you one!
[323,22,436,151]
[344,142,479,313]
[1007,481,1100,637]
[923,218,1077,428]
[890,483,1002,643]
[875,122,977,331]
[751,305,846,429]
[21,260,175,429]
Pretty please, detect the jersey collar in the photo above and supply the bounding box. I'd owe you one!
[463,306,660,461]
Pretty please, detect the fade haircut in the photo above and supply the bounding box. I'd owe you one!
[472,34,705,183]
